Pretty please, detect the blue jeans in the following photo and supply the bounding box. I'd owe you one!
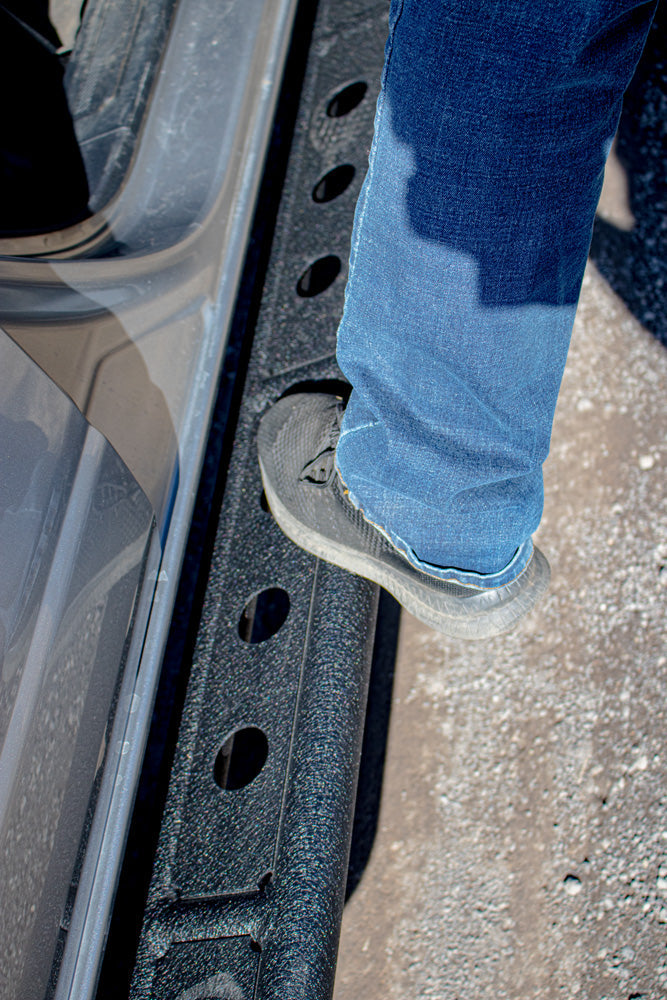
[335,0,657,587]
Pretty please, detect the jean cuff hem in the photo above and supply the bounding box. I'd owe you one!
[394,535,534,590]
[336,463,534,590]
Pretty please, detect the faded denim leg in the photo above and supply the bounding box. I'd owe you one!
[335,0,657,587]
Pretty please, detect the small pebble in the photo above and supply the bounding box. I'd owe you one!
[639,454,655,470]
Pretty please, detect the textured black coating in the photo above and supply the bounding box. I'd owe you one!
[256,6,385,382]
[129,1,388,998]
[152,938,260,999]
[254,563,378,1000]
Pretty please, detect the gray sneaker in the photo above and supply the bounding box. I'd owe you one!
[257,393,549,640]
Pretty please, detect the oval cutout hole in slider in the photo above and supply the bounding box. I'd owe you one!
[312,164,355,203]
[296,255,341,297]
[214,726,269,790]
[326,81,368,118]
[238,587,290,643]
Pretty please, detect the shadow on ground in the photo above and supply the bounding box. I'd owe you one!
[590,0,667,349]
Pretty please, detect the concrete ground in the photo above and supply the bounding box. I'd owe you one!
[334,38,667,1000]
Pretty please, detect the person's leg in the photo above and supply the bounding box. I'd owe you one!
[259,0,658,636]
[335,0,657,585]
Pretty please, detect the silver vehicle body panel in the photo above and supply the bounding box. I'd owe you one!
[0,0,298,995]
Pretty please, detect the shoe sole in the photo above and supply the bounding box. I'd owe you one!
[259,453,550,640]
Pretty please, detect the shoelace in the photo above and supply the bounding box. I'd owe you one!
[298,402,343,486]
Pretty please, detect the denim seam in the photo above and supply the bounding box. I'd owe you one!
[346,0,405,282]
